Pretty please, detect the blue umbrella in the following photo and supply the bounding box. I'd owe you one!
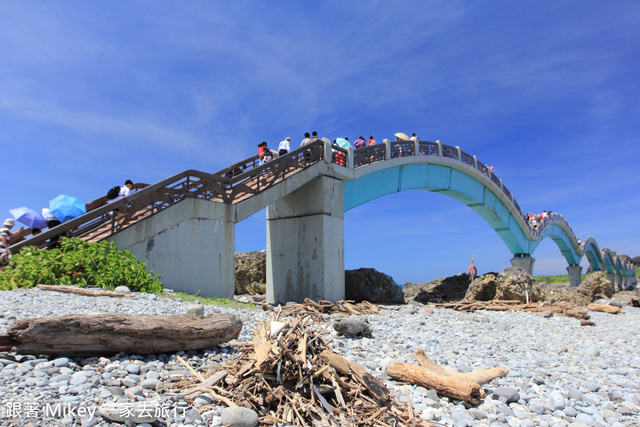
[334,138,353,149]
[49,195,86,223]
[8,207,46,229]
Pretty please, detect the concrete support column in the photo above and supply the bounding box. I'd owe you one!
[510,254,535,275]
[606,272,616,293]
[566,265,583,287]
[345,146,354,169]
[616,274,623,292]
[623,275,630,290]
[630,276,638,289]
[266,175,345,304]
[109,198,235,299]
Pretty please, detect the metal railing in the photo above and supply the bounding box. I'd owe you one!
[350,139,577,244]
[11,137,579,252]
[11,140,329,252]
[353,144,385,167]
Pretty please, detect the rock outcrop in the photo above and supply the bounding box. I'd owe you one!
[465,267,546,302]
[234,251,266,295]
[576,271,612,301]
[345,268,404,304]
[464,268,614,306]
[403,273,471,304]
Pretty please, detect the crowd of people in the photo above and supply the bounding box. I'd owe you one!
[527,210,553,229]
[257,131,420,163]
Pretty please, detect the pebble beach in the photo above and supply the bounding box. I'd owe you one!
[1,288,639,426]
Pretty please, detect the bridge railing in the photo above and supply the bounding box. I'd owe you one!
[11,136,580,252]
[353,144,385,167]
[10,140,329,252]
[350,140,579,243]
[390,140,415,158]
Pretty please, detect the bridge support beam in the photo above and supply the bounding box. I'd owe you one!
[510,255,535,275]
[616,274,624,292]
[108,198,235,299]
[566,265,582,287]
[266,175,345,304]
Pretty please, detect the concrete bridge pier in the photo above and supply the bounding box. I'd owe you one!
[510,254,535,275]
[108,198,236,299]
[566,265,582,287]
[606,272,616,292]
[266,175,345,304]
[616,274,624,292]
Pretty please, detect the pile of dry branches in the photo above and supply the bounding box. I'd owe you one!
[264,298,381,321]
[174,315,431,426]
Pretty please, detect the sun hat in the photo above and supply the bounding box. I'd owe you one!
[3,218,15,227]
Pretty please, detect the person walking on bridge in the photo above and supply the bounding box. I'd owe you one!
[258,141,272,166]
[300,132,311,147]
[108,180,134,203]
[278,137,291,156]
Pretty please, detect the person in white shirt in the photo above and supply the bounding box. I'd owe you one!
[278,137,291,156]
[109,180,134,203]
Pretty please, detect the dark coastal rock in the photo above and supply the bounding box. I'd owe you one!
[235,251,266,295]
[403,273,471,303]
[345,268,404,303]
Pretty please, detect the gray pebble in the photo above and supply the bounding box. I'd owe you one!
[220,406,259,427]
[547,390,565,411]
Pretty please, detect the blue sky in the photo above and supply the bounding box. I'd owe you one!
[2,2,639,285]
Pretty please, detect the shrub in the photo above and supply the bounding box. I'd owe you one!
[0,237,162,293]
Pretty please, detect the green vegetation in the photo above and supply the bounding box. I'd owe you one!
[160,291,259,310]
[535,273,587,284]
[0,237,162,293]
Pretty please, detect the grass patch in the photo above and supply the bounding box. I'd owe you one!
[534,274,588,284]
[159,291,259,310]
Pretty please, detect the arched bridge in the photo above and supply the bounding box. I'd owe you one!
[11,139,637,302]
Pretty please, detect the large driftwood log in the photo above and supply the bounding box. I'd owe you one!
[386,362,485,404]
[0,313,242,356]
[36,284,135,298]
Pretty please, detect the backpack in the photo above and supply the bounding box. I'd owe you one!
[107,186,121,200]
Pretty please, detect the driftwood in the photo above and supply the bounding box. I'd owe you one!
[320,350,390,403]
[414,349,508,385]
[523,305,589,319]
[386,362,484,405]
[174,319,432,426]
[0,313,242,356]
[432,300,592,320]
[587,303,622,314]
[36,284,135,298]
[385,349,508,405]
